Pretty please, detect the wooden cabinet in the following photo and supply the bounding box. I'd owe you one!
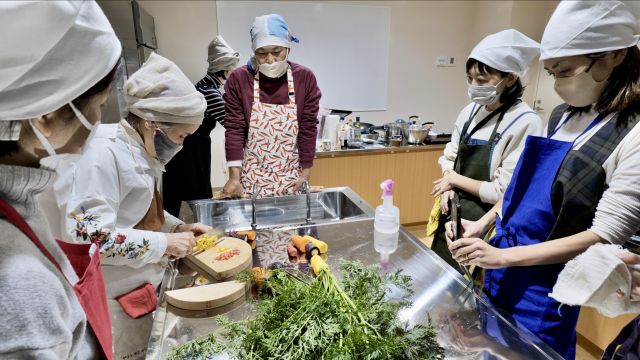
[311,146,444,225]
[576,307,636,355]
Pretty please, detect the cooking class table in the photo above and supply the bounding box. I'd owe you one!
[147,217,562,359]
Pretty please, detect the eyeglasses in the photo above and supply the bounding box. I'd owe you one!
[545,58,598,79]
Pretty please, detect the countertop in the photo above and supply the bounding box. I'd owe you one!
[147,219,562,359]
[315,142,446,158]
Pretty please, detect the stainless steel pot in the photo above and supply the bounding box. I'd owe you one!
[404,124,429,144]
[385,119,408,138]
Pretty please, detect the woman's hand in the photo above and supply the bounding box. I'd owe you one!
[165,232,196,258]
[432,170,458,197]
[619,252,640,301]
[445,218,489,241]
[440,190,455,214]
[447,236,507,269]
[175,223,212,236]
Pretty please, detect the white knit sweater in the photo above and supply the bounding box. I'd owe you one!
[0,165,96,359]
[438,101,544,204]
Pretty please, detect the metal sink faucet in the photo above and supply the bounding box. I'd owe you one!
[251,183,259,230]
[301,181,311,223]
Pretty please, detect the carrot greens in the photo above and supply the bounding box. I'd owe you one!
[168,260,444,360]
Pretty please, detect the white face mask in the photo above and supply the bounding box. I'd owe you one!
[258,59,288,78]
[554,65,608,107]
[30,102,96,156]
[154,127,182,165]
[467,78,504,106]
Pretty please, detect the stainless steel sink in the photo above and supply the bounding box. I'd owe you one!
[187,187,374,230]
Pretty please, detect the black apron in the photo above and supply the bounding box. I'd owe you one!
[432,101,515,273]
[162,132,213,217]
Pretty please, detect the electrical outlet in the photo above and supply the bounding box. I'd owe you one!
[448,56,456,66]
[436,55,456,67]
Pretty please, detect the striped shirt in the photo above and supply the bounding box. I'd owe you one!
[194,72,225,136]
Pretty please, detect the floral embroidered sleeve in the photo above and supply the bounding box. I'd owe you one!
[66,204,167,268]
[61,146,168,269]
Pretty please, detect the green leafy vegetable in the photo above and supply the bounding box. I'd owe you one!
[168,260,445,360]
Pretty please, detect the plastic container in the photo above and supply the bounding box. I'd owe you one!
[374,179,400,264]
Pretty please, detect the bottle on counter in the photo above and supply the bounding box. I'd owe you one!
[374,179,400,265]
[346,119,354,141]
[339,118,348,150]
[354,117,362,140]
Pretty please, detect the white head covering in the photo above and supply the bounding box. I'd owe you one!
[550,243,640,317]
[250,14,299,51]
[469,29,540,78]
[541,0,640,60]
[0,0,121,136]
[207,35,240,74]
[125,52,205,125]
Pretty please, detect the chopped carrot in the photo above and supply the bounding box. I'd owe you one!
[237,230,257,241]
[286,242,298,258]
[292,235,310,253]
[252,267,265,288]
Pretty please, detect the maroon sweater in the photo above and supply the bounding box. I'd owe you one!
[224,61,321,169]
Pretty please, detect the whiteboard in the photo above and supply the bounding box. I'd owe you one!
[216,1,390,111]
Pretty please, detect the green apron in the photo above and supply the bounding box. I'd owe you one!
[431,102,514,273]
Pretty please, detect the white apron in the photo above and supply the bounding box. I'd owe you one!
[241,68,301,198]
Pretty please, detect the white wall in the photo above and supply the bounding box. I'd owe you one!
[139,1,217,82]
[346,1,477,127]
[139,1,228,188]
[138,0,556,188]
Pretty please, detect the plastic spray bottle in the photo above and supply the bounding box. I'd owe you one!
[374,179,400,264]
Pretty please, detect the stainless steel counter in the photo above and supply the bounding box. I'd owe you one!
[147,220,562,359]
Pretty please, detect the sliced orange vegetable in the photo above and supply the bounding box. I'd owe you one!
[292,235,310,253]
[251,267,265,288]
[237,230,257,241]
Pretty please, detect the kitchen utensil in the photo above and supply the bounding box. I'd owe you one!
[320,139,333,151]
[359,122,375,133]
[385,123,403,139]
[404,124,429,144]
[183,237,253,282]
[361,133,379,141]
[389,137,402,147]
[166,293,246,319]
[451,193,477,308]
[165,280,247,310]
[347,139,363,148]
[365,125,381,134]
[370,126,390,142]
[322,115,340,149]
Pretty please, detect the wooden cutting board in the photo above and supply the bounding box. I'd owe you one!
[183,237,252,281]
[165,280,246,310]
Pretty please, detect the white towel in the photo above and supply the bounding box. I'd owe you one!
[550,243,640,318]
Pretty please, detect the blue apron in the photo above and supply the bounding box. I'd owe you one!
[483,112,605,359]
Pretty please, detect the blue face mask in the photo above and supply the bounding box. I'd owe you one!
[154,127,182,165]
